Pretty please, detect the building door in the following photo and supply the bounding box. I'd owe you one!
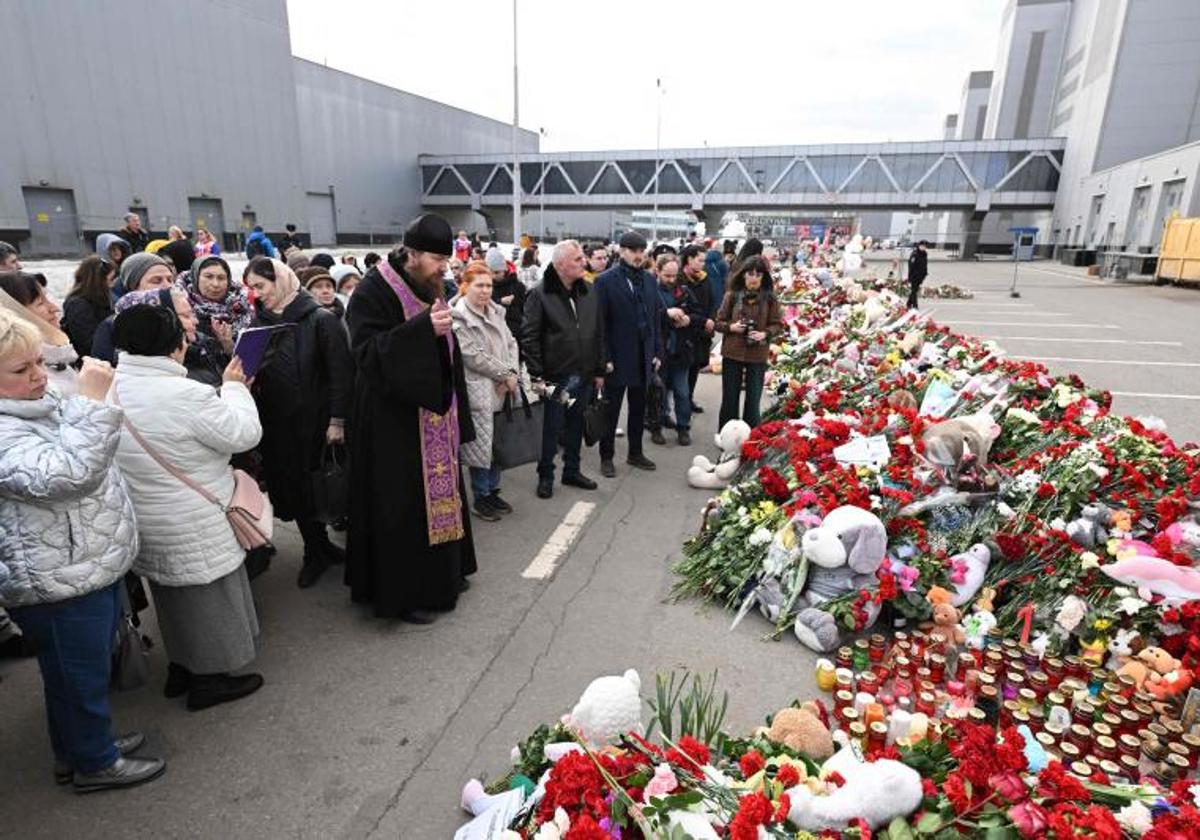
[306,192,336,246]
[1125,186,1150,251]
[187,198,226,248]
[22,187,79,256]
[1084,194,1104,246]
[1151,179,1186,250]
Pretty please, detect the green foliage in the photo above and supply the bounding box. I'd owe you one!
[646,670,730,756]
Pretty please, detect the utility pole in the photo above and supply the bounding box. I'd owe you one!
[511,0,521,249]
[539,127,547,242]
[653,77,662,245]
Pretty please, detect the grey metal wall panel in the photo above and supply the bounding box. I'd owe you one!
[292,60,538,241]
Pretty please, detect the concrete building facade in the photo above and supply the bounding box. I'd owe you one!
[1,0,534,256]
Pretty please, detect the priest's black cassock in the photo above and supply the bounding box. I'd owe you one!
[344,254,477,616]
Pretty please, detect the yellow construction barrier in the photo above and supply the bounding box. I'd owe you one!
[1155,215,1200,286]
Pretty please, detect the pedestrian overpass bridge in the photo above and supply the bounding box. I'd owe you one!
[419,138,1065,244]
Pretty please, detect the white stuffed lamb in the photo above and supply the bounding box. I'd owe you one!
[566,669,643,748]
[787,745,923,831]
[687,420,751,490]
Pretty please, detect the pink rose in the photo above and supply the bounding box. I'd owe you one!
[1008,801,1047,838]
[642,764,679,802]
[988,772,1027,804]
[949,557,967,585]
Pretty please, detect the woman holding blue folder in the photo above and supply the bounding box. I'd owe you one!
[242,257,355,590]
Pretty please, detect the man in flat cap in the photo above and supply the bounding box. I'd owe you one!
[593,230,664,477]
[344,213,477,624]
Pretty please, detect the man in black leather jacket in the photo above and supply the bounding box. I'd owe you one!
[520,240,606,499]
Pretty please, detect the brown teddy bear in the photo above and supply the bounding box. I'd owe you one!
[923,587,965,647]
[1121,646,1194,699]
[765,702,833,760]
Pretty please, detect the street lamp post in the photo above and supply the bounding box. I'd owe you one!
[539,127,547,242]
[653,78,663,245]
[511,0,521,249]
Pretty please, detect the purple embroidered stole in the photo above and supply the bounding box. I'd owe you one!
[377,260,465,546]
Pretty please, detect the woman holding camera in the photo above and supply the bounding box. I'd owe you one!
[714,255,782,429]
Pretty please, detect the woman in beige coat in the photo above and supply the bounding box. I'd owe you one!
[451,262,519,522]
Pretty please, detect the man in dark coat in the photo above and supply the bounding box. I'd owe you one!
[907,240,929,309]
[679,244,713,416]
[117,213,150,253]
[521,239,605,499]
[344,214,477,624]
[593,231,663,477]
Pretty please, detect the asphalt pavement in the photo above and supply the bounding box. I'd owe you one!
[0,256,1196,838]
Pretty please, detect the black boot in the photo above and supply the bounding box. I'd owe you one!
[297,553,330,589]
[163,662,192,699]
[186,672,264,712]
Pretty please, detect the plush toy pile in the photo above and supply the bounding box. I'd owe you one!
[458,668,1200,839]
[675,264,1200,685]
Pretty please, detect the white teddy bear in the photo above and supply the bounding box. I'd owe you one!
[687,420,751,490]
[787,745,923,831]
[565,669,643,748]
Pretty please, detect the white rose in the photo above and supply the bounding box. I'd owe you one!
[749,527,773,547]
[1116,802,1153,836]
[1080,552,1100,569]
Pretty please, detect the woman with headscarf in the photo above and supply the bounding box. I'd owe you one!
[0,271,78,396]
[92,253,176,362]
[242,257,354,589]
[104,288,224,387]
[177,255,252,343]
[108,303,265,711]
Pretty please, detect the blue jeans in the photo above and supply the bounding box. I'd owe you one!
[10,582,121,773]
[719,358,767,428]
[661,362,692,431]
[469,464,501,503]
[538,375,586,480]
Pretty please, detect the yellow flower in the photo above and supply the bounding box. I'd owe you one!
[1093,618,1112,631]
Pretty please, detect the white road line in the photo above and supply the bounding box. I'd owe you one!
[986,337,1183,347]
[935,320,1116,329]
[521,501,597,580]
[1111,391,1200,401]
[1023,264,1108,285]
[1023,356,1200,368]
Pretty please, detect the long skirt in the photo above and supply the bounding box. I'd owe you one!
[149,564,259,675]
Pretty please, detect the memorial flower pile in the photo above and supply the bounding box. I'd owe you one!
[458,669,1200,839]
[674,266,1200,671]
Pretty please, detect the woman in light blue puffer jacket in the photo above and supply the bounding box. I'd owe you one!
[0,311,165,793]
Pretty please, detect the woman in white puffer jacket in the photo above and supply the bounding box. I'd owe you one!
[108,302,265,713]
[0,311,166,792]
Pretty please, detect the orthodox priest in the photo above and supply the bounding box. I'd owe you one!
[344,214,477,623]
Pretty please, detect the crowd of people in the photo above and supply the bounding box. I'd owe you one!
[0,212,785,794]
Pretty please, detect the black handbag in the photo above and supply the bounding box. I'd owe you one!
[111,588,149,692]
[644,372,665,428]
[492,386,544,469]
[582,389,610,447]
[311,443,349,525]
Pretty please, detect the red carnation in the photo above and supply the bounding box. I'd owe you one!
[664,735,710,770]
[943,772,972,814]
[739,750,766,778]
[776,764,801,788]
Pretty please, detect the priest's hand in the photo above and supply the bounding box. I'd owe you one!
[430,298,452,337]
[593,377,605,392]
[326,423,345,445]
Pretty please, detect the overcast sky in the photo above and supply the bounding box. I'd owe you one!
[286,0,1008,152]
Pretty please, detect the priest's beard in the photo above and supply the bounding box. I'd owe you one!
[402,263,443,304]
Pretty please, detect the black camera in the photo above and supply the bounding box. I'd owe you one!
[744,318,764,346]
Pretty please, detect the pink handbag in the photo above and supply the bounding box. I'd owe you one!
[113,389,274,550]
